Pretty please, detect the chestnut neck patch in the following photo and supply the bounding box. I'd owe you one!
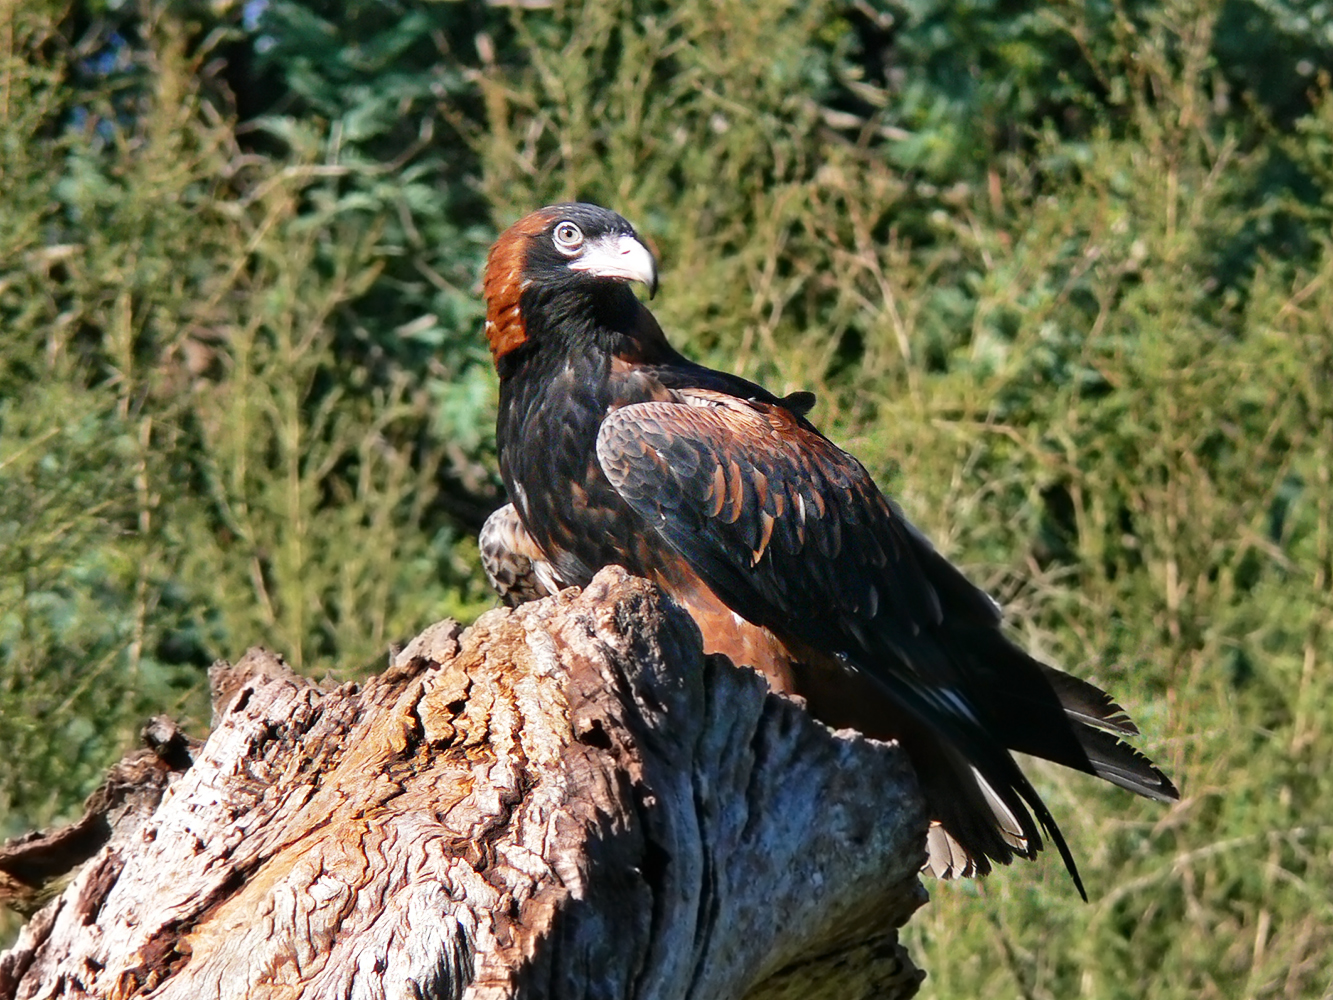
[483,209,559,363]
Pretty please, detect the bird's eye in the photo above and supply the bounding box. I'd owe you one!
[553,221,584,255]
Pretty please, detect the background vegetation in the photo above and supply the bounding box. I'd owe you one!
[2,0,1330,995]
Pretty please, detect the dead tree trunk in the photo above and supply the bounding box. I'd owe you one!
[0,567,928,1000]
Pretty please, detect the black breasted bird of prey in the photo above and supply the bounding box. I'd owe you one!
[479,203,1177,898]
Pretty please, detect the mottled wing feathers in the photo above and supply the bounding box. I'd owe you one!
[479,503,568,606]
[595,395,1034,730]
[597,391,941,645]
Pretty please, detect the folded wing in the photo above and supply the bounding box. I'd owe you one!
[596,390,1176,894]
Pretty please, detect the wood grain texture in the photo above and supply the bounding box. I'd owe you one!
[0,568,928,1000]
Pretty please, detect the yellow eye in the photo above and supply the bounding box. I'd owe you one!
[553,221,584,255]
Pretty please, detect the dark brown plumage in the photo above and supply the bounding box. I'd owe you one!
[479,203,1178,898]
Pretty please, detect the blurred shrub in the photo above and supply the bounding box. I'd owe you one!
[0,0,493,849]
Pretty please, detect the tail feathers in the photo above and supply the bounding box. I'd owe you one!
[909,656,1173,897]
[1043,663,1180,802]
[1074,724,1179,803]
[918,742,1088,901]
[855,695,1039,881]
[1008,766,1087,901]
[902,628,1171,897]
[925,822,983,880]
[954,629,1176,804]
[991,642,1179,804]
[1039,663,1139,735]
[966,742,1088,901]
[773,616,1170,899]
[915,746,1035,880]
[972,765,1031,853]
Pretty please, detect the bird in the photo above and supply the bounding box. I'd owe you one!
[478,202,1178,898]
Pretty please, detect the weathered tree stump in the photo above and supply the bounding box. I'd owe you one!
[0,567,928,999]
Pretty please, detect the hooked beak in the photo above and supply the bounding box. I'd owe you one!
[568,233,659,298]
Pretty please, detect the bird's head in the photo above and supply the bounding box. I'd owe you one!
[483,203,659,363]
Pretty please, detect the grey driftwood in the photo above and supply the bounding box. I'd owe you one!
[0,567,927,999]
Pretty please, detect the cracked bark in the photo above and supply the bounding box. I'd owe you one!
[0,567,928,1000]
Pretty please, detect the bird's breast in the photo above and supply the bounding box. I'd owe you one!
[497,357,672,587]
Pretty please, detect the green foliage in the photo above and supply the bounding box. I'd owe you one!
[3,0,1333,993]
[0,0,493,851]
[249,0,502,465]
